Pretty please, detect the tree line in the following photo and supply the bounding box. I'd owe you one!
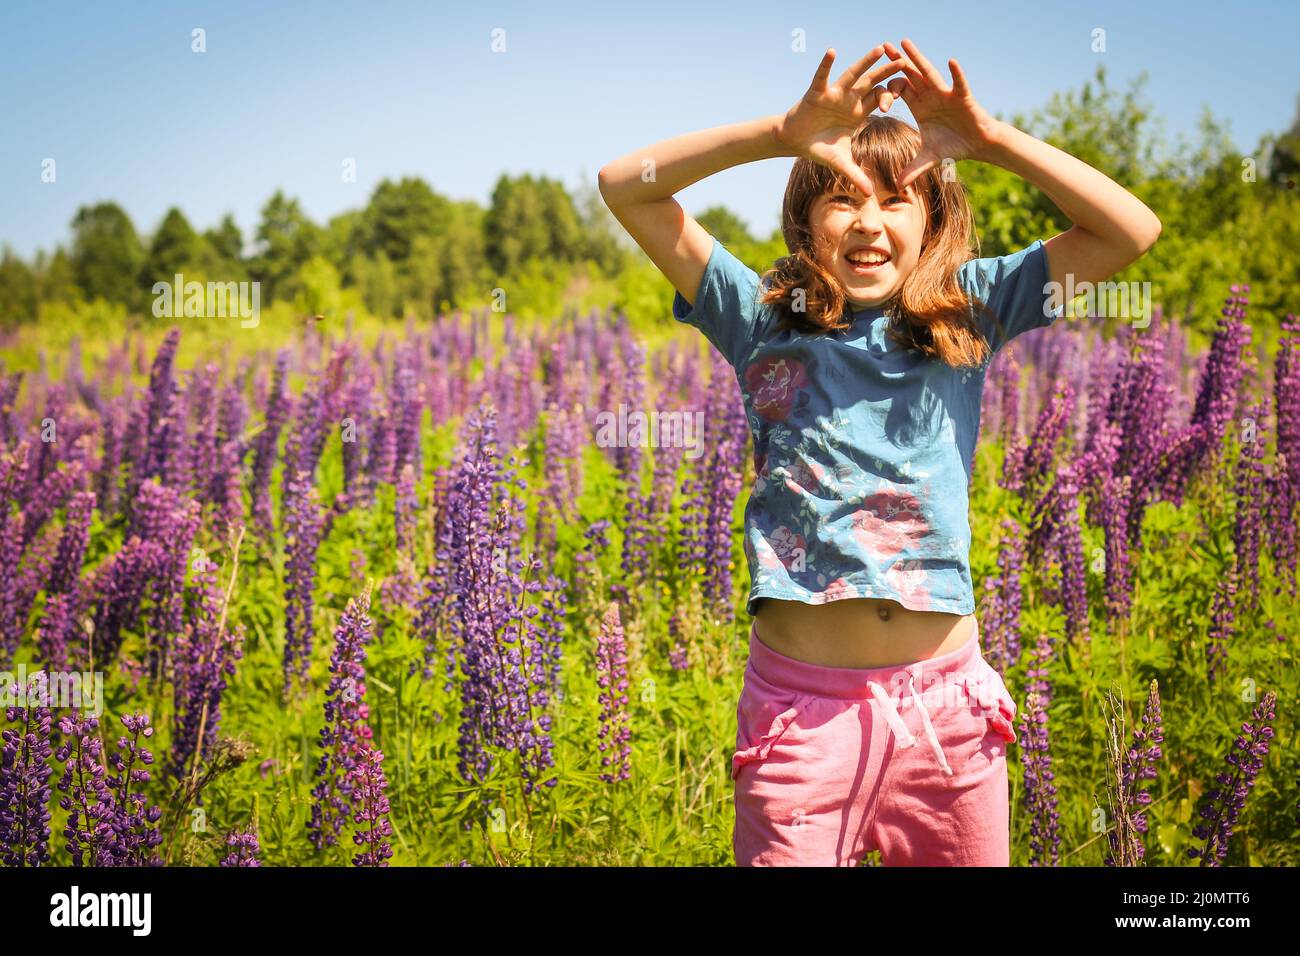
[1,67,1297,337]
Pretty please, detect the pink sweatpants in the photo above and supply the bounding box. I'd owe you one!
[732,618,1017,866]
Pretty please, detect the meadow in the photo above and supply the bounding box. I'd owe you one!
[0,285,1295,867]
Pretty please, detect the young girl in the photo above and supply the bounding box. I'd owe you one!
[598,39,1160,866]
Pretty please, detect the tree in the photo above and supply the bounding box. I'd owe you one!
[0,248,38,327]
[139,207,207,287]
[69,202,144,307]
[483,173,582,276]
[204,213,245,264]
[355,178,450,267]
[250,191,323,303]
[696,205,755,248]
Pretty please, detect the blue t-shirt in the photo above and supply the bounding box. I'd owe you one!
[671,235,1064,617]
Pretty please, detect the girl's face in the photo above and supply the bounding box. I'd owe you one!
[810,177,927,309]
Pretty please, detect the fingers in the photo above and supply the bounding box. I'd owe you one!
[832,153,875,197]
[883,42,928,93]
[886,76,912,102]
[834,44,886,90]
[809,48,837,92]
[900,37,950,92]
[948,57,971,98]
[896,151,937,193]
[868,84,894,113]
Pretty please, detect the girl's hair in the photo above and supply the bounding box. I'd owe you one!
[758,114,999,369]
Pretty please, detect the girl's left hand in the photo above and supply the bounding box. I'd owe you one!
[883,39,1003,190]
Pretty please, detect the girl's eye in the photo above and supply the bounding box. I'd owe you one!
[831,193,904,206]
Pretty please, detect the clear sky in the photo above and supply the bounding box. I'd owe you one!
[2,0,1297,259]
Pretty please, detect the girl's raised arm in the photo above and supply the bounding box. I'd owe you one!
[597,46,906,309]
[884,39,1162,297]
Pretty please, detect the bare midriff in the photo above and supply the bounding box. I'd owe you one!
[753,596,977,668]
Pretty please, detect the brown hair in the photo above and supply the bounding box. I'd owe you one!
[757,114,999,369]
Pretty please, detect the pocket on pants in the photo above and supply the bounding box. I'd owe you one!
[964,659,1018,744]
[732,673,808,780]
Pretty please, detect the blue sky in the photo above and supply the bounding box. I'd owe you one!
[2,0,1297,259]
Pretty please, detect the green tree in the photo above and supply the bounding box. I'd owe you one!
[69,202,144,306]
[139,207,207,288]
[250,191,323,303]
[0,248,38,327]
[356,178,451,267]
[204,213,245,264]
[696,206,755,248]
[483,173,583,277]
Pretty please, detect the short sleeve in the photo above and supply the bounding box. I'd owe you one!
[671,235,770,368]
[957,238,1064,355]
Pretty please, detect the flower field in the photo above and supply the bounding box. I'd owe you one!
[0,286,1295,867]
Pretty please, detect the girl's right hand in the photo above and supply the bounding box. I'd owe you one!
[775,45,906,197]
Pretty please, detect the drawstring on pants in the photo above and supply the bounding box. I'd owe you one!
[866,666,954,777]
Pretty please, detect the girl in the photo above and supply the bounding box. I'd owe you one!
[598,39,1161,866]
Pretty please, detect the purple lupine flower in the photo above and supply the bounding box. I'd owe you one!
[250,350,292,535]
[445,402,562,801]
[1105,679,1164,866]
[96,399,125,519]
[22,460,86,549]
[170,563,245,784]
[366,403,398,488]
[1268,314,1300,594]
[392,354,423,481]
[350,745,394,867]
[48,491,95,598]
[101,712,164,866]
[1130,681,1164,841]
[1106,333,1174,551]
[1161,288,1251,506]
[283,470,324,693]
[1232,401,1267,614]
[595,603,632,784]
[0,510,25,667]
[156,380,192,493]
[1055,463,1090,646]
[212,440,245,533]
[382,463,421,614]
[998,347,1022,456]
[187,364,220,501]
[1,671,55,866]
[412,466,457,684]
[537,403,583,549]
[309,581,376,852]
[981,517,1026,673]
[1101,472,1134,629]
[35,589,79,672]
[1012,379,1074,500]
[128,479,201,681]
[1020,685,1060,867]
[337,371,374,511]
[55,712,114,866]
[90,536,166,667]
[142,328,181,479]
[1188,689,1276,866]
[220,824,262,866]
[696,350,747,620]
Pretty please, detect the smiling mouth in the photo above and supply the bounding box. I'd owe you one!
[845,255,891,276]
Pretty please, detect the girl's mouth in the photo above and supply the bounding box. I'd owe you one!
[846,258,890,277]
